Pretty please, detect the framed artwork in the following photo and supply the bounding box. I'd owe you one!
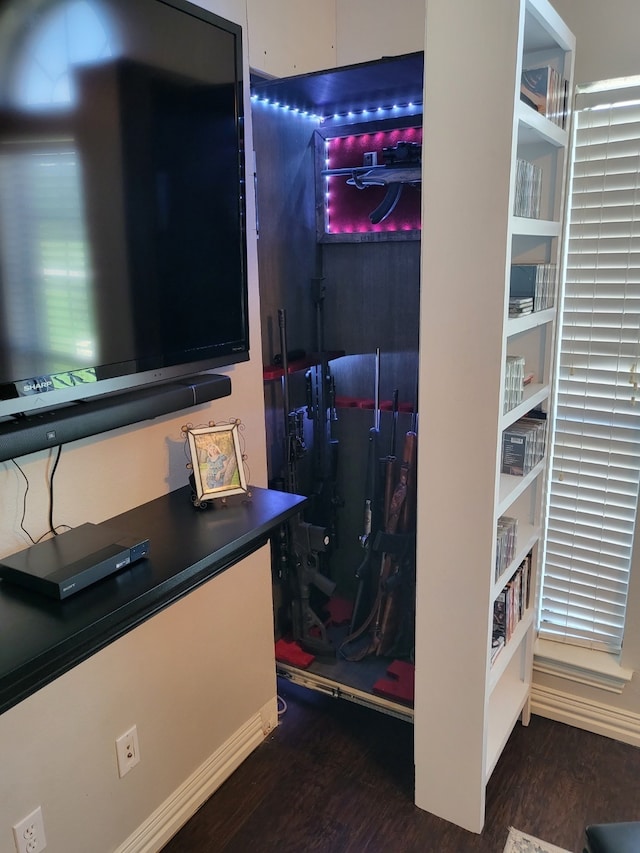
[186,422,248,503]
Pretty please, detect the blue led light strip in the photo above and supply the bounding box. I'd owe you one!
[250,95,423,123]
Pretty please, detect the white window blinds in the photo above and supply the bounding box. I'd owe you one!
[0,148,94,367]
[540,81,640,653]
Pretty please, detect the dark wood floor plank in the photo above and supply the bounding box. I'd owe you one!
[161,679,640,853]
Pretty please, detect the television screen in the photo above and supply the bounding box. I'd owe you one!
[0,0,248,421]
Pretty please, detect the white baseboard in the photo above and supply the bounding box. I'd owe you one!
[531,682,640,748]
[115,701,276,853]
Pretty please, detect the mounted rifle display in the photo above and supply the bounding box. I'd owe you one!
[322,140,422,224]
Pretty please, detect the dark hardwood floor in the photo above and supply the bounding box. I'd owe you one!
[161,679,640,852]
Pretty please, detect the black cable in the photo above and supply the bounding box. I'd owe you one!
[10,459,37,544]
[10,445,68,545]
[48,444,63,535]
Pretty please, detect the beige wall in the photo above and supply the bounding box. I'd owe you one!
[0,545,277,853]
[0,368,267,562]
[553,0,640,85]
[245,0,425,78]
[0,1,278,851]
[336,0,425,66]
[246,0,337,77]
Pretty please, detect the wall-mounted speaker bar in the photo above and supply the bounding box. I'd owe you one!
[0,373,231,462]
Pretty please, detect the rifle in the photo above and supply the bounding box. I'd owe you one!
[276,307,335,657]
[289,520,335,657]
[278,310,305,496]
[304,278,342,555]
[349,349,382,634]
[340,389,417,661]
[373,427,417,657]
[322,141,421,224]
[373,381,419,658]
[305,359,340,544]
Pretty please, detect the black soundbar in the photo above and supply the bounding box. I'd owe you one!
[0,373,231,462]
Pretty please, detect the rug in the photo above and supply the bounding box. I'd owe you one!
[504,826,573,853]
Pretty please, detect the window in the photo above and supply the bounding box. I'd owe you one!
[0,0,115,378]
[540,79,640,654]
[0,147,94,367]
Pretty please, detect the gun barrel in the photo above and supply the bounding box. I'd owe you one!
[374,348,381,431]
[278,308,291,413]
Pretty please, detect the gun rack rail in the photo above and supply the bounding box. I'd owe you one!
[263,351,345,381]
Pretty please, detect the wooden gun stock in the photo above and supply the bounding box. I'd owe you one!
[375,429,417,656]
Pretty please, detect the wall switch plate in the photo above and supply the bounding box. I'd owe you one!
[13,806,47,853]
[116,724,140,777]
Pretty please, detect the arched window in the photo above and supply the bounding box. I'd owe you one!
[10,0,114,108]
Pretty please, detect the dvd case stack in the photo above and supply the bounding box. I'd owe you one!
[508,296,533,318]
[501,414,547,476]
[510,263,556,312]
[513,159,542,218]
[503,355,525,413]
[495,516,518,581]
[520,65,568,128]
[492,552,532,665]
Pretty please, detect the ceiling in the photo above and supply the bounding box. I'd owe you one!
[251,52,424,118]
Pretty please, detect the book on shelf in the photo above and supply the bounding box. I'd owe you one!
[520,65,568,128]
[491,637,505,665]
[492,590,507,663]
[503,355,525,413]
[514,159,542,218]
[491,552,532,664]
[496,515,518,581]
[509,297,533,317]
[510,263,556,312]
[501,413,547,476]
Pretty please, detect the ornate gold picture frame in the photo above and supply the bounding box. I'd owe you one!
[186,422,248,503]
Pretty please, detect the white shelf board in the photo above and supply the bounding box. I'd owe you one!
[517,101,567,148]
[498,459,544,517]
[511,217,561,238]
[501,383,549,430]
[524,0,575,54]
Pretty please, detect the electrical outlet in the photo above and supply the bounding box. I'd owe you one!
[115,724,140,777]
[13,806,47,853]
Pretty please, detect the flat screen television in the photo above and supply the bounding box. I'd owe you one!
[0,0,249,423]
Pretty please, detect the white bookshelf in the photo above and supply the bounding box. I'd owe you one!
[415,0,574,833]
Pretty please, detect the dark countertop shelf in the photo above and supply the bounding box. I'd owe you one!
[0,485,305,715]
